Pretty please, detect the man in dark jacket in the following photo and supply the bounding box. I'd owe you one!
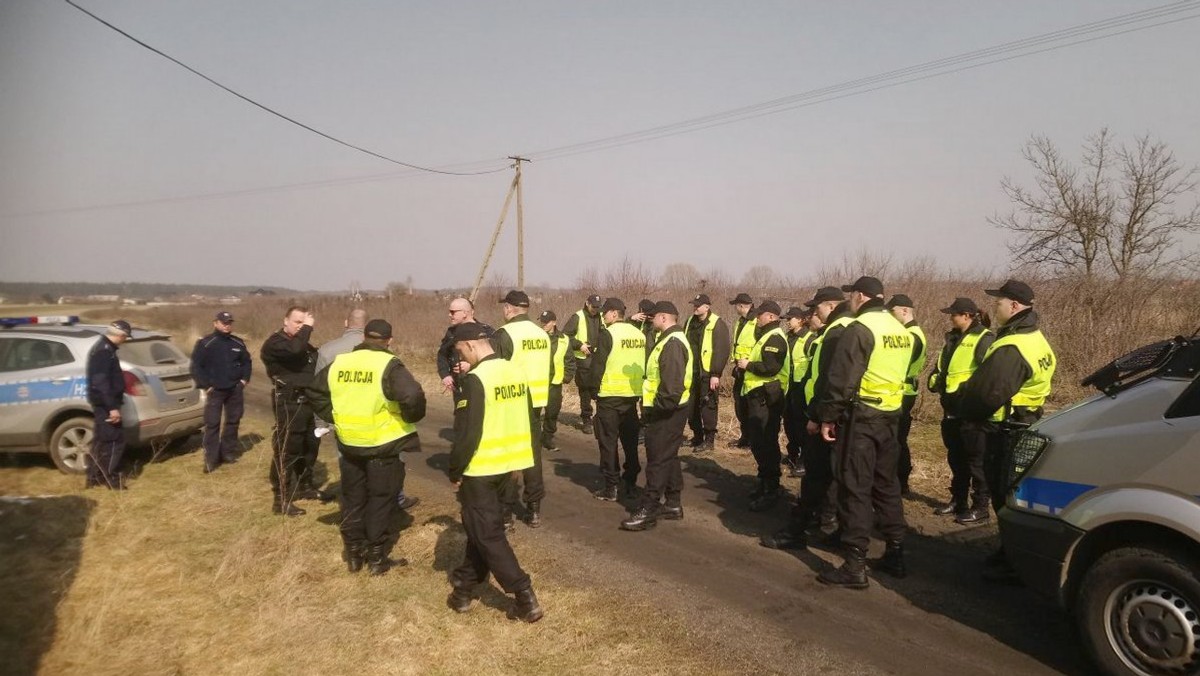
[561,294,604,433]
[191,311,252,473]
[736,300,789,511]
[683,293,731,452]
[308,319,426,576]
[86,320,131,489]
[437,298,493,404]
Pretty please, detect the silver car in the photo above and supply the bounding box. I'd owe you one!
[0,317,204,472]
[1000,335,1200,676]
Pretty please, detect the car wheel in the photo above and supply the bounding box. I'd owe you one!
[1077,546,1200,676]
[48,417,93,474]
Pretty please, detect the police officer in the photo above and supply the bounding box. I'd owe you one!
[781,306,814,477]
[446,322,544,623]
[307,319,426,576]
[815,276,911,589]
[928,297,994,522]
[86,320,131,489]
[683,293,730,452]
[590,297,647,501]
[261,306,326,516]
[538,310,575,453]
[493,290,552,528]
[621,301,693,531]
[437,298,493,404]
[958,279,1056,581]
[561,294,604,434]
[191,311,252,473]
[728,292,756,448]
[737,300,789,511]
[632,299,658,346]
[885,295,926,496]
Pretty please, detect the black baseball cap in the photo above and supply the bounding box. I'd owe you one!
[651,300,679,316]
[940,297,980,315]
[500,290,530,307]
[585,294,603,306]
[985,279,1035,305]
[691,293,712,306]
[538,310,557,323]
[452,322,494,342]
[756,300,782,316]
[885,294,914,309]
[783,306,808,320]
[638,299,655,314]
[729,292,753,305]
[601,297,626,312]
[365,319,393,339]
[215,311,234,323]
[841,276,884,297]
[804,286,845,307]
[109,319,132,337]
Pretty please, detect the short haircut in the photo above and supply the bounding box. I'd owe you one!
[285,305,308,317]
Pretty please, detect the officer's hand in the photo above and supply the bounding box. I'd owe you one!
[452,480,461,491]
[107,409,122,424]
[631,312,646,322]
[240,380,247,387]
[457,361,471,374]
[806,420,819,435]
[820,422,837,443]
[206,387,214,394]
[303,312,315,327]
[441,376,455,393]
[708,376,720,391]
[736,358,749,370]
[581,343,592,356]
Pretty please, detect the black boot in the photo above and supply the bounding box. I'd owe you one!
[503,509,516,533]
[689,433,704,448]
[592,484,618,502]
[580,417,594,435]
[747,479,767,500]
[447,586,473,613]
[759,525,807,550]
[620,506,658,531]
[748,483,780,512]
[622,480,639,499]
[955,507,991,524]
[818,546,869,589]
[933,500,963,516]
[869,540,907,578]
[272,500,306,517]
[367,545,408,576]
[525,501,542,528]
[343,545,366,573]
[509,586,544,623]
[700,433,716,453]
[659,504,684,521]
[542,434,559,453]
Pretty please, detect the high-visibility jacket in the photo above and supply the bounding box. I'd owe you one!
[570,309,591,360]
[328,349,416,447]
[804,315,854,404]
[462,358,535,477]
[599,322,646,398]
[853,310,913,413]
[789,331,813,384]
[985,330,1056,421]
[743,327,789,395]
[683,312,721,372]
[549,331,569,386]
[942,328,991,394]
[500,318,551,408]
[903,324,927,397]
[732,316,757,361]
[643,331,693,409]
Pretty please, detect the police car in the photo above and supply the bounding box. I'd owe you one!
[0,316,204,473]
[1000,334,1200,676]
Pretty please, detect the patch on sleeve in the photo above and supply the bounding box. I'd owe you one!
[456,399,468,410]
[764,346,781,353]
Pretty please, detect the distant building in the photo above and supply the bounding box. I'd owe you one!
[250,288,275,297]
[86,294,120,303]
[218,296,243,305]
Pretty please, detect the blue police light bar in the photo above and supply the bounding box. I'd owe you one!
[0,315,81,328]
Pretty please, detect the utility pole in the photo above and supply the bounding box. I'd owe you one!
[469,157,531,303]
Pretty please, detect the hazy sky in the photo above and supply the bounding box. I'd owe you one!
[2,1,1198,291]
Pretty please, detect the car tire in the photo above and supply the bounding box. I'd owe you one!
[48,416,93,474]
[1076,546,1200,676]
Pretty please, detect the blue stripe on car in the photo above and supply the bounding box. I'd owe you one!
[0,377,90,405]
[1013,476,1096,514]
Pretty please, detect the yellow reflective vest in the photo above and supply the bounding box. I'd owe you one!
[854,310,913,413]
[789,331,813,384]
[903,324,927,397]
[804,315,854,404]
[570,309,592,360]
[683,311,721,372]
[985,329,1056,421]
[499,318,551,409]
[599,322,646,398]
[643,331,693,409]
[732,316,757,361]
[942,328,991,394]
[549,332,569,386]
[743,326,789,395]
[462,358,535,477]
[328,349,417,447]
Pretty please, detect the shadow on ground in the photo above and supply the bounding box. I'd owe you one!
[0,494,93,676]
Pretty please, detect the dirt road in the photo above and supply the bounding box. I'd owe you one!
[393,397,1090,675]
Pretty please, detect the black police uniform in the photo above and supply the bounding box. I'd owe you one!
[930,319,994,516]
[191,329,252,470]
[590,320,644,496]
[307,343,426,573]
[684,310,730,449]
[744,319,788,508]
[730,313,755,446]
[896,319,924,494]
[561,305,602,427]
[493,315,551,512]
[437,321,494,404]
[782,328,814,470]
[261,324,320,510]
[541,328,576,450]
[86,334,126,488]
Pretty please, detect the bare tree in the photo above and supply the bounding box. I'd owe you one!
[603,257,657,298]
[991,129,1198,280]
[660,262,700,290]
[740,265,780,294]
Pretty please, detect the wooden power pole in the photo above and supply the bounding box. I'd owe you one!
[469,156,530,303]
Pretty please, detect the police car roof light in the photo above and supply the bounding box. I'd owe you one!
[0,315,81,328]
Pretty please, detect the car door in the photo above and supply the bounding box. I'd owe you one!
[0,335,87,447]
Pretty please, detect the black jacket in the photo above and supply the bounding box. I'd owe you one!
[86,336,124,411]
[930,320,995,415]
[959,308,1044,424]
[437,321,494,380]
[191,331,252,390]
[816,299,901,423]
[804,302,852,419]
[307,344,427,457]
[644,325,690,413]
[561,307,602,363]
[448,353,536,482]
[684,312,731,377]
[260,325,318,388]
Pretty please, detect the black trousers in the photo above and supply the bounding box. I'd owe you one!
[687,373,718,438]
[504,408,545,508]
[542,384,563,447]
[942,418,992,510]
[745,384,784,483]
[575,360,596,420]
[836,411,907,552]
[87,406,126,487]
[270,391,316,502]
[338,450,404,551]
[203,384,244,467]
[732,368,748,438]
[640,406,689,509]
[595,396,641,487]
[782,385,807,463]
[792,430,837,527]
[453,473,532,594]
[896,395,916,490]
[983,425,1009,515]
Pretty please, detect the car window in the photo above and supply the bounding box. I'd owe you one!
[0,338,75,372]
[1165,377,1200,418]
[120,339,188,366]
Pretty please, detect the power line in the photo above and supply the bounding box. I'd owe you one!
[61,0,511,177]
